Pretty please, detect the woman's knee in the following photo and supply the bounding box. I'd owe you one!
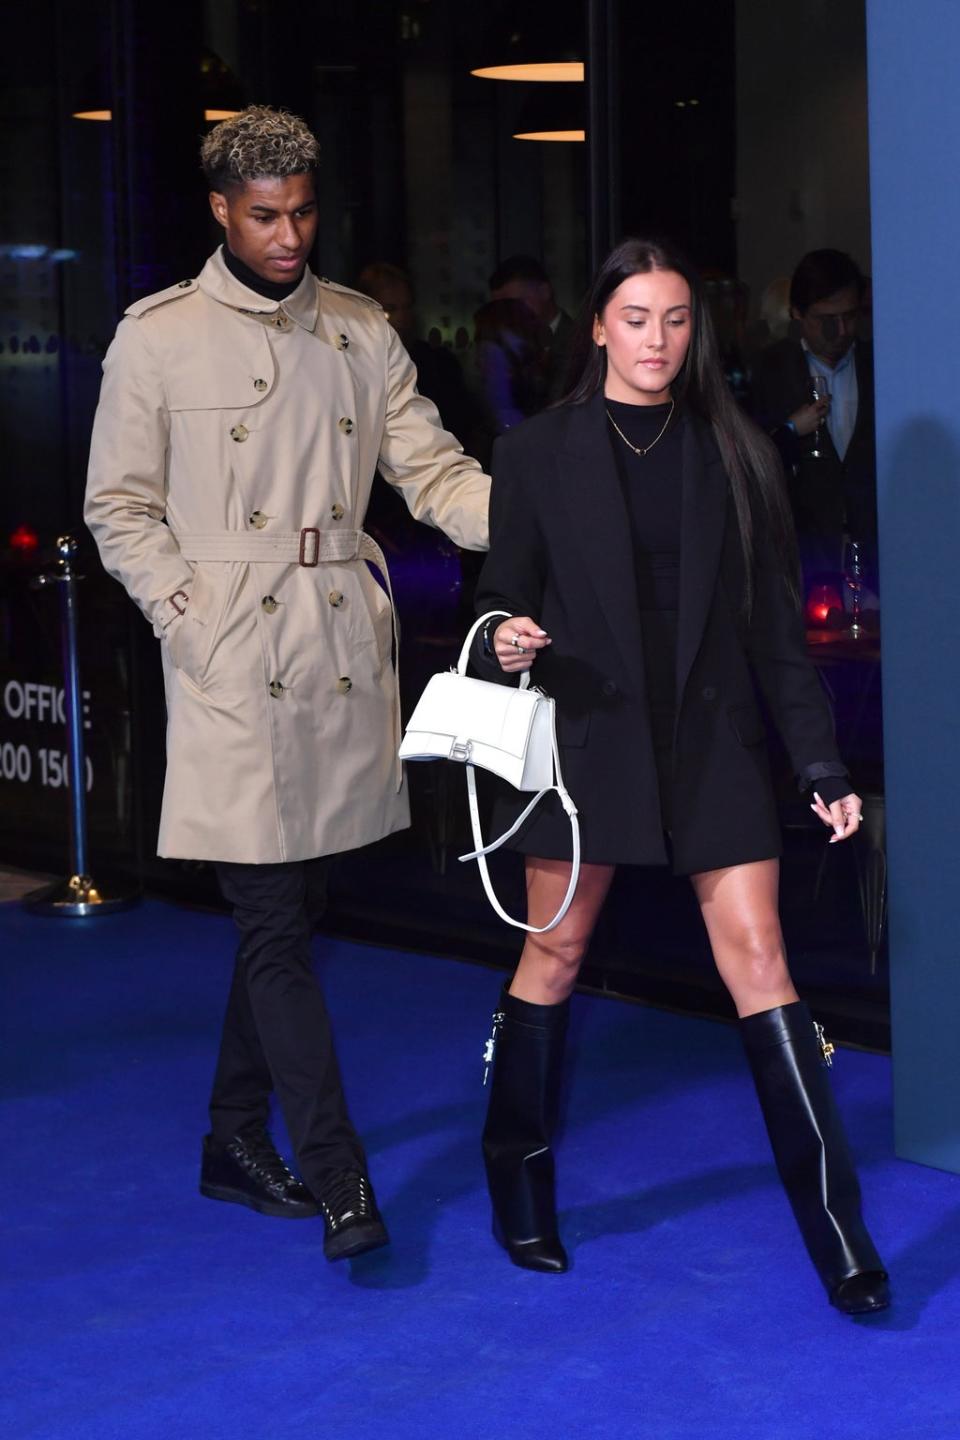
[522,929,588,992]
[726,922,790,994]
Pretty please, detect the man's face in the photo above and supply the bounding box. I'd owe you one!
[491,277,551,322]
[795,284,860,366]
[209,172,319,284]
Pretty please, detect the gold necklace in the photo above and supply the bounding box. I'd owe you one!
[606,398,675,457]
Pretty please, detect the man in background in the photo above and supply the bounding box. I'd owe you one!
[751,248,877,583]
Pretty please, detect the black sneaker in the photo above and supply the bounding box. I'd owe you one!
[316,1170,389,1260]
[200,1127,319,1219]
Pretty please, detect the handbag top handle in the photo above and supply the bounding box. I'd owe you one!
[457,610,531,689]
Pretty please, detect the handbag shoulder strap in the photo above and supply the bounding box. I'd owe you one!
[458,700,580,933]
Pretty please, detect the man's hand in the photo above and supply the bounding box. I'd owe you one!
[788,397,831,437]
[493,616,551,674]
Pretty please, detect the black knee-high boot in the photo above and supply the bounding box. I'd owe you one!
[740,1000,890,1315]
[481,986,569,1273]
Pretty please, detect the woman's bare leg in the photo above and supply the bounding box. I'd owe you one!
[509,858,617,1005]
[690,858,798,1016]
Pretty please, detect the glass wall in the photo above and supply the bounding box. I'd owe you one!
[0,0,882,1042]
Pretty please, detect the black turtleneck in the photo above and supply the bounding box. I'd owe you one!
[222,244,304,302]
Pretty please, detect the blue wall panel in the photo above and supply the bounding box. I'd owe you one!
[867,0,960,1170]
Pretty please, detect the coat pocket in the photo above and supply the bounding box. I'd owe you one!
[556,709,590,748]
[727,702,765,747]
[165,568,220,686]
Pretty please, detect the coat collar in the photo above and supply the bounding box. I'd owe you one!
[556,392,728,710]
[197,248,319,332]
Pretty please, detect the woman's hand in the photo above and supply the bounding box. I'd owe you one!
[810,791,864,843]
[494,616,551,674]
[788,397,830,437]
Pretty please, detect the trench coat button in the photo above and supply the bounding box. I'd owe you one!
[338,416,355,435]
[268,680,285,698]
[334,333,349,351]
[601,680,619,698]
[230,424,249,442]
[177,279,192,289]
[261,595,279,614]
[273,313,291,330]
[336,676,353,694]
[248,510,268,529]
[328,590,344,607]
[253,378,268,392]
[330,503,345,521]
[702,685,718,701]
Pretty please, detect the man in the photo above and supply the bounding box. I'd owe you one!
[750,248,877,583]
[489,254,574,400]
[85,106,489,1260]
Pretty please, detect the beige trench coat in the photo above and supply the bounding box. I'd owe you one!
[85,249,489,863]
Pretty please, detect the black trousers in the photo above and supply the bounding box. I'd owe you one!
[209,858,366,1192]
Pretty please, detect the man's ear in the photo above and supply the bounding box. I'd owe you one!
[209,191,229,229]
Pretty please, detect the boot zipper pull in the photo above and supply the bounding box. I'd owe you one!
[813,1020,835,1068]
[482,1010,505,1086]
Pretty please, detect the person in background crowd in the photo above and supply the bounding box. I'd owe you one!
[750,249,877,585]
[468,297,549,465]
[489,254,574,399]
[356,261,476,445]
[471,235,889,1317]
[85,106,489,1263]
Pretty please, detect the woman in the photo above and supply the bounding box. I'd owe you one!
[473,237,889,1316]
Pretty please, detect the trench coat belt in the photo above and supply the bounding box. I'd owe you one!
[176,527,404,791]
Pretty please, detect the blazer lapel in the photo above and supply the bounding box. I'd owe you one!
[676,419,728,712]
[556,393,648,699]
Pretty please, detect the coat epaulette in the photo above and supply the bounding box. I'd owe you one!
[317,276,383,310]
[125,277,199,318]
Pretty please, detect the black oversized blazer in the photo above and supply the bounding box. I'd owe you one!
[473,392,848,874]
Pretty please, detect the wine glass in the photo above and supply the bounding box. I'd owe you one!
[843,536,864,639]
[808,372,830,459]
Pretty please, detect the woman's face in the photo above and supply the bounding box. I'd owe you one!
[594,268,693,404]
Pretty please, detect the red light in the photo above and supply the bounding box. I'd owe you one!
[805,583,843,627]
[10,525,39,553]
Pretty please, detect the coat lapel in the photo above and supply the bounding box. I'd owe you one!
[675,418,728,712]
[556,393,648,699]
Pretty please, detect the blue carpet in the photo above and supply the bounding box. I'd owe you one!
[3,899,959,1439]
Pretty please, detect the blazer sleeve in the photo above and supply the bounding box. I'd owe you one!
[471,432,548,678]
[745,516,851,801]
[84,317,195,638]
[377,322,490,551]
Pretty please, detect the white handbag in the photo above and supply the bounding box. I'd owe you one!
[398,610,581,932]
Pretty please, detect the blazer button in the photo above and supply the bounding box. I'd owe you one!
[336,676,353,695]
[253,378,268,392]
[334,333,350,351]
[248,510,268,529]
[702,685,718,701]
[338,416,355,435]
[601,680,619,698]
[261,595,279,614]
[268,680,285,699]
[230,424,249,442]
[330,503,345,521]
[328,590,344,607]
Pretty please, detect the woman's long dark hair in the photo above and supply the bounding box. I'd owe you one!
[558,236,800,613]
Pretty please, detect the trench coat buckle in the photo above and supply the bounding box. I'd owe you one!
[298,527,321,567]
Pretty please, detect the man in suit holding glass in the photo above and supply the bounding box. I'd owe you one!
[751,249,877,587]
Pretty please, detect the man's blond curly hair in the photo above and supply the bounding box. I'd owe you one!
[200,105,320,190]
